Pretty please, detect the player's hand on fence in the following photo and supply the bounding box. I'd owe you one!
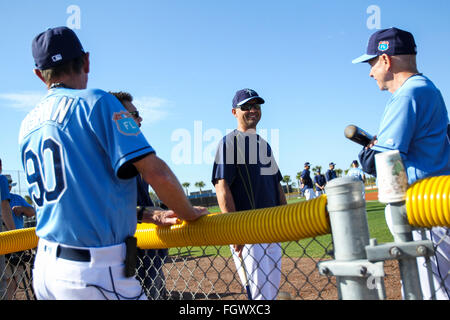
[191,206,210,220]
[142,207,179,226]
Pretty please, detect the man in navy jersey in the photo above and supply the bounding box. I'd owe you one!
[212,88,287,300]
[353,27,450,299]
[301,162,315,200]
[20,26,208,300]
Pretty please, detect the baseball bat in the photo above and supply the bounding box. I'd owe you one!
[239,255,252,300]
[344,125,374,147]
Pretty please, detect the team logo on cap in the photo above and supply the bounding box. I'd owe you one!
[245,89,256,96]
[113,111,141,136]
[52,54,63,62]
[378,41,389,51]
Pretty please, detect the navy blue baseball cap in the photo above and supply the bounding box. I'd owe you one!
[32,26,85,70]
[352,27,417,64]
[232,88,265,108]
[304,162,310,167]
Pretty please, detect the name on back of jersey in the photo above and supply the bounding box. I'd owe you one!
[19,96,74,143]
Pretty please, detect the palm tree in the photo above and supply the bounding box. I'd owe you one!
[296,172,302,194]
[282,175,291,194]
[195,181,205,194]
[312,165,322,174]
[182,182,190,196]
[335,168,343,177]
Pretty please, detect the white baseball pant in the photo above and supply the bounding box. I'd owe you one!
[33,238,146,300]
[231,243,281,300]
[304,188,316,201]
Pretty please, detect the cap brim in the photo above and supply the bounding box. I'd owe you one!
[352,54,378,64]
[237,96,265,106]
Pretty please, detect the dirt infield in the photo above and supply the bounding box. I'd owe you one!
[365,190,379,201]
[164,255,402,300]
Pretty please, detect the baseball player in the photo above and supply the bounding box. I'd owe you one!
[353,27,450,299]
[346,160,366,198]
[6,176,35,229]
[313,168,326,197]
[325,162,337,182]
[109,91,169,299]
[19,26,208,300]
[212,88,287,300]
[0,159,16,231]
[301,162,316,200]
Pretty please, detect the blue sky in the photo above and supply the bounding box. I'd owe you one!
[1,0,449,194]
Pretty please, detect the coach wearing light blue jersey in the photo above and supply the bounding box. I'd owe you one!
[20,27,208,300]
[353,27,450,299]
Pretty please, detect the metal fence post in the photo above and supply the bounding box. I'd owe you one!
[323,176,381,300]
[385,203,423,299]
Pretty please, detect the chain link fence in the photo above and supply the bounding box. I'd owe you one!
[0,174,448,300]
[0,234,337,300]
[0,230,448,300]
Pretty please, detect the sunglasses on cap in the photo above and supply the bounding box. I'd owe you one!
[237,104,261,112]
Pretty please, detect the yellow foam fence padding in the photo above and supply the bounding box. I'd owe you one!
[0,196,329,254]
[135,195,329,249]
[0,227,39,256]
[406,175,450,228]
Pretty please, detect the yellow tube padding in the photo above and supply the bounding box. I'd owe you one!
[0,227,39,255]
[0,196,329,254]
[406,175,450,228]
[136,195,329,249]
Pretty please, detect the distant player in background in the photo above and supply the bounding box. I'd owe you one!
[20,26,208,300]
[301,162,315,200]
[313,168,326,196]
[325,162,337,182]
[346,160,366,198]
[212,88,287,300]
[353,27,450,299]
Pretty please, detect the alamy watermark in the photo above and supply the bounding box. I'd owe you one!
[170,121,280,175]
[67,5,81,30]
[366,5,381,30]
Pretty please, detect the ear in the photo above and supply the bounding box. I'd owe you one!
[231,108,237,117]
[83,52,90,74]
[33,69,47,84]
[380,54,392,71]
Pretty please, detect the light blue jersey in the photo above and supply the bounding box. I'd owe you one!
[9,193,33,229]
[0,175,10,202]
[346,167,365,181]
[18,88,154,247]
[0,175,10,223]
[372,74,450,184]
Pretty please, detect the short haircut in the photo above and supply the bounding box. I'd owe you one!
[109,91,133,104]
[40,53,86,84]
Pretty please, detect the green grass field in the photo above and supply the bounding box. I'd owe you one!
[169,198,392,259]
